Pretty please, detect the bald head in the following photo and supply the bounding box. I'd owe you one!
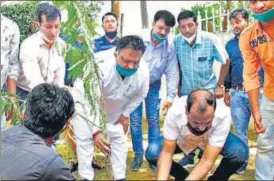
[186,89,216,114]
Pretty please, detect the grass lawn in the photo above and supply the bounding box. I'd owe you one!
[56,114,257,180]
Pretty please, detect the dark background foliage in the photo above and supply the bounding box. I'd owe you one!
[1,1,40,43]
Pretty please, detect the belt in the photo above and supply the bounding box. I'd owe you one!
[231,86,246,92]
[65,82,74,87]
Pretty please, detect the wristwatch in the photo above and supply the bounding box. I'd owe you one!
[225,88,230,92]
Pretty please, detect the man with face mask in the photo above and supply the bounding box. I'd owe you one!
[94,12,120,53]
[129,10,179,172]
[150,89,247,180]
[72,35,149,181]
[174,9,230,169]
[16,3,66,103]
[224,8,264,174]
[239,1,274,180]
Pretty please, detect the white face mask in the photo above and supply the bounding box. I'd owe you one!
[39,30,55,43]
[181,33,196,44]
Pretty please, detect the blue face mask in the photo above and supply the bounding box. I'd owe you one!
[105,31,117,39]
[116,64,137,77]
[252,8,274,23]
[152,32,166,43]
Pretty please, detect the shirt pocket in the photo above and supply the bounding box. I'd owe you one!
[198,57,208,62]
[197,56,212,70]
[122,84,138,99]
[196,56,213,78]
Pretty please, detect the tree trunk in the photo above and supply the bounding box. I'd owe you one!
[140,0,148,29]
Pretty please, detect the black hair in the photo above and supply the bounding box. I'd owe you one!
[116,35,146,54]
[229,8,249,21]
[24,83,75,138]
[102,12,118,23]
[177,10,197,24]
[36,3,61,23]
[153,10,176,27]
[186,89,216,114]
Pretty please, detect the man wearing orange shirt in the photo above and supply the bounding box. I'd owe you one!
[239,1,274,180]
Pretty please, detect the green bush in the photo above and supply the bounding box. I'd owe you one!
[1,1,40,43]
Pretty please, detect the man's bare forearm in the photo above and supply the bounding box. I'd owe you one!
[7,78,17,94]
[185,158,213,180]
[247,88,260,116]
[156,151,173,180]
[218,59,230,85]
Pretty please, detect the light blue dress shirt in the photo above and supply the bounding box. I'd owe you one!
[140,29,179,103]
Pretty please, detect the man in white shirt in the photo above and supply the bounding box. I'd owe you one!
[1,14,20,128]
[69,35,149,181]
[153,89,248,180]
[16,3,66,103]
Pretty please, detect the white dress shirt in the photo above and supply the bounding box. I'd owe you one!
[163,96,231,154]
[17,31,66,92]
[95,48,150,124]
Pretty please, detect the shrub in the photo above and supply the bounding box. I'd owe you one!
[1,1,39,43]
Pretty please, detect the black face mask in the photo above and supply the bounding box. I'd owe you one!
[105,31,117,39]
[187,122,210,136]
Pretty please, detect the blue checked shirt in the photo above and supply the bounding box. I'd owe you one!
[174,31,229,96]
[140,29,179,103]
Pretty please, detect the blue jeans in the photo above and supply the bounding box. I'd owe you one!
[16,86,29,107]
[146,133,248,180]
[256,96,274,180]
[230,90,262,166]
[130,80,161,158]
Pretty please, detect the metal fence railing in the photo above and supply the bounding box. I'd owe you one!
[197,1,253,33]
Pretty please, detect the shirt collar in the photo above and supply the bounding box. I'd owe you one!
[103,35,119,43]
[179,30,201,45]
[234,35,239,40]
[37,31,61,47]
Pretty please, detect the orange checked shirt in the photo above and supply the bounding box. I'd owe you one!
[239,21,274,100]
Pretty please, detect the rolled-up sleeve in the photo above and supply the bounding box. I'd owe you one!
[239,34,261,92]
